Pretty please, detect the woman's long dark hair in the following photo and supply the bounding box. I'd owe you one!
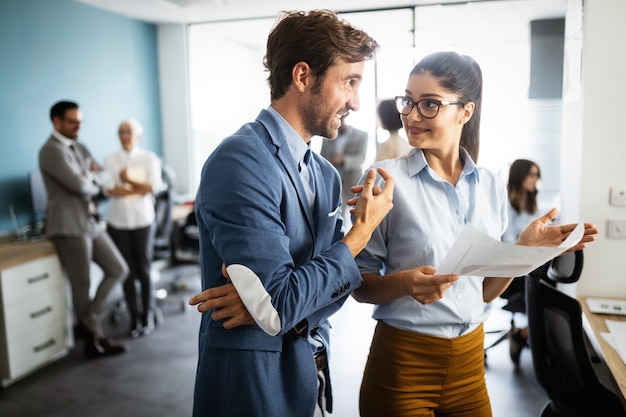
[508,159,540,215]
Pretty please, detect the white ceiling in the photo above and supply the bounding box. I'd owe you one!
[75,0,564,24]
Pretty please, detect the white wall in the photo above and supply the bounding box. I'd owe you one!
[572,0,626,297]
[157,24,193,199]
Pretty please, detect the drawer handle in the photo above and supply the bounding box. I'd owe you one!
[30,305,53,319]
[27,273,50,284]
[33,338,56,353]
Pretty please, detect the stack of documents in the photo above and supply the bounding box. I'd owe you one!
[600,319,626,365]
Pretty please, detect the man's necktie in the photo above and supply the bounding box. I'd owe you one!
[70,143,100,221]
[300,149,316,209]
[69,143,86,172]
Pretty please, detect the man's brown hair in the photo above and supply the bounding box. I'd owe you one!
[264,9,379,101]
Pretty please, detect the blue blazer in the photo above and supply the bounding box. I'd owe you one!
[192,109,362,417]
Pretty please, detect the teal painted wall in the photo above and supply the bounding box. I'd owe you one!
[0,0,162,235]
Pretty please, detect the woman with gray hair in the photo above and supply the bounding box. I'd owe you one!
[103,118,164,338]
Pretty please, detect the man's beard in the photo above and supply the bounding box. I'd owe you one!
[301,81,339,139]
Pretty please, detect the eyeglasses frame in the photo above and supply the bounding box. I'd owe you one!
[394,96,468,119]
[62,117,83,126]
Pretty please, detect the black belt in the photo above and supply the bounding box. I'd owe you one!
[292,319,308,339]
[291,320,327,371]
[314,348,327,372]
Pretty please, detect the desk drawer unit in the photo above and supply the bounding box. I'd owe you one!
[0,253,73,387]
[3,286,67,339]
[4,322,69,381]
[1,256,64,305]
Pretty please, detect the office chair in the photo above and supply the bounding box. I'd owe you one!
[170,209,200,264]
[525,250,626,417]
[153,163,176,260]
[153,207,199,312]
[484,276,527,362]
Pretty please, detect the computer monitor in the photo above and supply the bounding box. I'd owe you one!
[29,170,47,230]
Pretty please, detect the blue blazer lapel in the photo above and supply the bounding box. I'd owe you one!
[309,152,342,255]
[310,155,326,217]
[256,112,316,234]
[278,145,316,224]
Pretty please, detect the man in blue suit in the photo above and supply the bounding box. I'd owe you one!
[188,9,394,417]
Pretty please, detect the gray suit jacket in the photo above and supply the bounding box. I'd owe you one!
[38,135,105,237]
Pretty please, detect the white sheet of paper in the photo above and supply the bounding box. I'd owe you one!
[600,332,626,365]
[604,320,626,365]
[605,320,626,334]
[125,167,147,183]
[601,332,618,352]
[436,222,584,277]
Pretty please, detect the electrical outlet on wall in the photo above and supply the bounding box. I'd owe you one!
[607,219,626,239]
[609,187,626,206]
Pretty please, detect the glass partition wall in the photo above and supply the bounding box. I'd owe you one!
[187,0,566,210]
[187,7,416,191]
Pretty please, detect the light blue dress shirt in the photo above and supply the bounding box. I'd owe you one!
[355,147,509,338]
[502,204,535,244]
[266,106,315,208]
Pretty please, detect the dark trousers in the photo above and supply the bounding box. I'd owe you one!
[108,223,155,325]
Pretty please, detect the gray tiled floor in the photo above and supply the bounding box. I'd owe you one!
[0,263,548,417]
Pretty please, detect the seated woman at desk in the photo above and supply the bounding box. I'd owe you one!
[501,158,542,365]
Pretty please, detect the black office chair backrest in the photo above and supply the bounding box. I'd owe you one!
[153,164,176,259]
[546,249,584,284]
[526,250,626,416]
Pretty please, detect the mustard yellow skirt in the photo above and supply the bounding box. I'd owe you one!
[360,321,492,417]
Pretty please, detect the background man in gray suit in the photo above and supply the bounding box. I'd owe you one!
[320,113,368,226]
[39,100,128,358]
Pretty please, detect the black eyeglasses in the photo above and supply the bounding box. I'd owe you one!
[63,118,83,126]
[394,96,467,119]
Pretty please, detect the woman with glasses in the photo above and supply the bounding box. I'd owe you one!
[351,51,597,416]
